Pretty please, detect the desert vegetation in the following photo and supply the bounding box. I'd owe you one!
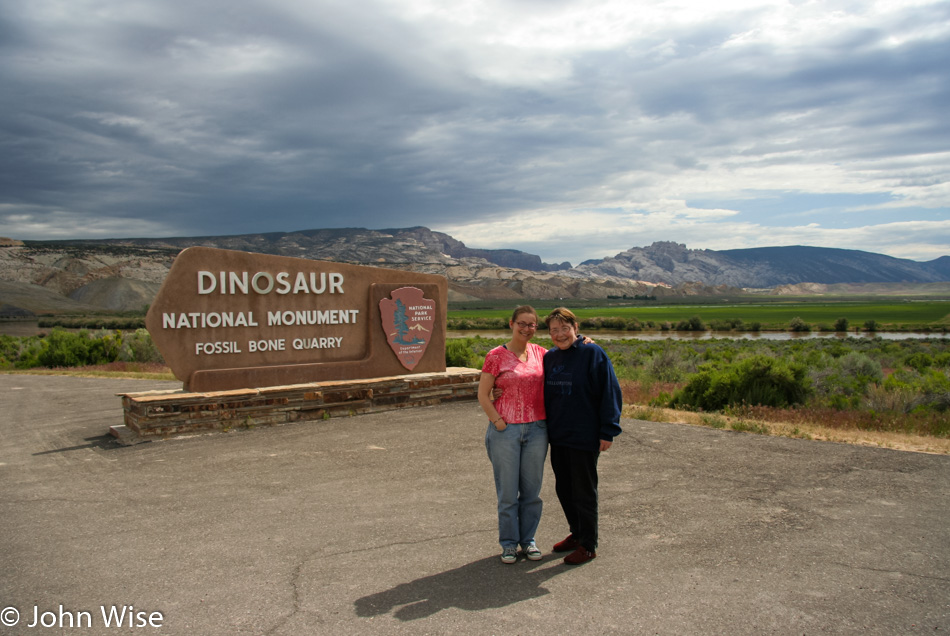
[0,328,164,375]
[448,334,950,450]
[3,327,949,452]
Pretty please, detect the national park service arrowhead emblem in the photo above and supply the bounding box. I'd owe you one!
[379,286,436,371]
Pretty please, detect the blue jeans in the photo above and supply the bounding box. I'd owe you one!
[485,420,548,549]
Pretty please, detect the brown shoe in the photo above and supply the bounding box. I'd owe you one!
[563,546,596,565]
[552,534,580,553]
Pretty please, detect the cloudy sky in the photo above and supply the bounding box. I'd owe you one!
[1,0,948,266]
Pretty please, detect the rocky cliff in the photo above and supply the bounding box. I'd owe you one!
[0,228,653,314]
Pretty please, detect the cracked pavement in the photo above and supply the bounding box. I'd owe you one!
[1,374,948,635]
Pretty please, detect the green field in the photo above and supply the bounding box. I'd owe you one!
[448,299,950,331]
[21,299,950,333]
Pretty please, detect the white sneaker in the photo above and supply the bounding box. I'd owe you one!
[500,547,518,564]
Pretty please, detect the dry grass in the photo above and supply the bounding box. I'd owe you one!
[623,404,950,455]
[1,362,176,381]
[619,378,950,455]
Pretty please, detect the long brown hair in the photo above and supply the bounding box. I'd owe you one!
[510,305,538,323]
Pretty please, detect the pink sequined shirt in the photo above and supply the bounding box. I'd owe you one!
[481,343,547,424]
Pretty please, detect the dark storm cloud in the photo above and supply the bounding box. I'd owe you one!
[0,1,476,232]
[0,0,947,263]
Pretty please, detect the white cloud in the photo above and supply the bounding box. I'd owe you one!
[445,204,950,264]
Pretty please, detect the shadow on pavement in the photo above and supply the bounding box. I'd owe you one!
[354,555,572,621]
[31,434,131,455]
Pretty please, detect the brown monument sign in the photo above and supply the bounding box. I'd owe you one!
[146,247,447,391]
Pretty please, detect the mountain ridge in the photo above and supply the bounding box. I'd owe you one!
[1,228,947,315]
[577,241,950,287]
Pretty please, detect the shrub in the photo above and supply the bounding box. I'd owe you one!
[839,351,884,384]
[904,352,933,373]
[810,351,884,408]
[919,369,950,411]
[446,339,482,368]
[1,328,163,368]
[37,329,85,367]
[37,329,115,367]
[119,329,164,364]
[789,317,811,332]
[580,316,628,330]
[834,317,849,332]
[0,334,44,369]
[649,345,685,382]
[0,334,42,369]
[443,336,506,370]
[650,391,674,407]
[865,383,919,414]
[623,318,644,331]
[672,315,705,331]
[38,316,146,330]
[446,316,508,330]
[671,355,810,410]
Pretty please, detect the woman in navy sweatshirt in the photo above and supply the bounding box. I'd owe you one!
[543,307,623,565]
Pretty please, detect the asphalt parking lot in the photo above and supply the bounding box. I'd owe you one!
[1,374,948,635]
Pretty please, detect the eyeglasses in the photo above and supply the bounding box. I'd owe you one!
[549,325,575,335]
[515,321,538,330]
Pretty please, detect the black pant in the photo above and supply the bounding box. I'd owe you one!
[550,444,600,552]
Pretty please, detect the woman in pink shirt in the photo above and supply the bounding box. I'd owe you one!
[478,305,548,564]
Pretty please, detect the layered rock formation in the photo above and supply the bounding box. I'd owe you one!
[1,228,946,315]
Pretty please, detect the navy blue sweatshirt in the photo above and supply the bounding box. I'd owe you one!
[543,336,623,451]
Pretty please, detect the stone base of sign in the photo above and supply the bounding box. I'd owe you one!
[112,367,480,444]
